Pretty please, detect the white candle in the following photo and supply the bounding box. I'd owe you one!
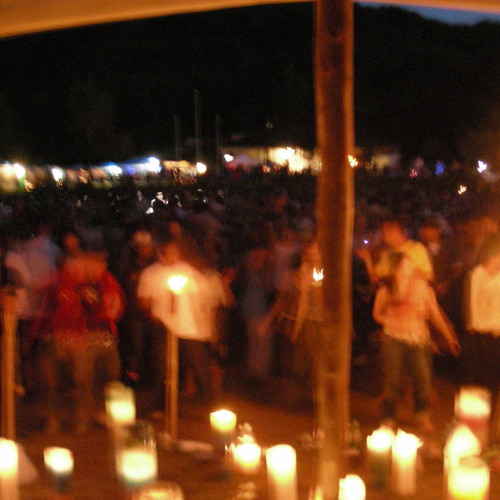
[108,399,136,426]
[210,410,237,452]
[444,424,482,497]
[105,382,136,426]
[366,426,394,487]
[44,447,73,494]
[448,456,489,500]
[0,439,19,500]
[339,474,366,500]
[233,442,261,475]
[391,430,420,496]
[455,386,491,449]
[266,444,298,500]
[117,448,157,490]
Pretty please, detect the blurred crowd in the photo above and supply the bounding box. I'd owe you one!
[0,173,498,436]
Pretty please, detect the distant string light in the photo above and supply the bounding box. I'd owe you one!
[458,185,467,195]
[477,160,488,173]
[13,163,26,179]
[348,155,358,168]
[409,168,418,178]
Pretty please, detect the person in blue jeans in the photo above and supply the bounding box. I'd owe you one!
[372,252,460,433]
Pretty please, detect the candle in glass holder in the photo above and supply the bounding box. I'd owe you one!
[115,421,157,491]
[105,381,136,427]
[233,442,261,475]
[391,430,420,496]
[137,481,184,499]
[44,447,73,495]
[210,410,237,453]
[366,426,394,488]
[0,439,19,500]
[339,474,366,500]
[266,444,298,500]
[448,456,489,500]
[117,448,157,490]
[455,386,491,449]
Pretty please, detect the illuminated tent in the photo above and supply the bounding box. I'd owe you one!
[1,1,499,39]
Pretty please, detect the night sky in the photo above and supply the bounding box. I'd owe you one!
[0,4,499,166]
[363,3,500,24]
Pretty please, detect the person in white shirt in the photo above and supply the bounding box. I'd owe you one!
[137,237,233,409]
[464,233,500,396]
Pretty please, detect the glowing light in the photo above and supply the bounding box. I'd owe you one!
[477,160,488,173]
[435,161,446,175]
[196,162,207,175]
[262,165,271,173]
[458,185,467,195]
[13,163,26,179]
[103,165,122,176]
[224,154,234,162]
[409,168,418,178]
[147,157,161,173]
[51,167,65,182]
[313,268,324,282]
[275,147,295,164]
[339,474,366,500]
[348,155,358,168]
[167,275,188,294]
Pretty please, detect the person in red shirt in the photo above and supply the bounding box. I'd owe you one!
[39,251,124,434]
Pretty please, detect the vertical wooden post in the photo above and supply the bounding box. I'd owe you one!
[1,288,18,439]
[165,331,179,441]
[314,0,355,498]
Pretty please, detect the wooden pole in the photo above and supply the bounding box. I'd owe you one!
[314,0,355,498]
[1,288,18,440]
[165,330,179,441]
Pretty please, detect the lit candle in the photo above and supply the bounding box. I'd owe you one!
[233,442,261,475]
[44,447,73,494]
[455,386,491,449]
[366,426,394,487]
[391,430,420,496]
[210,410,237,453]
[448,456,489,500]
[266,444,298,500]
[137,480,185,499]
[105,382,136,427]
[117,448,157,490]
[0,439,19,500]
[444,424,481,497]
[167,275,188,314]
[339,474,366,500]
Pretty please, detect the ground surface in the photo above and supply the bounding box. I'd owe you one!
[12,360,500,499]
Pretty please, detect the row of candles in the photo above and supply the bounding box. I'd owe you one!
[0,383,492,499]
[210,408,367,500]
[365,384,492,499]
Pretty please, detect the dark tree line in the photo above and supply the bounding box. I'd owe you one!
[0,4,498,166]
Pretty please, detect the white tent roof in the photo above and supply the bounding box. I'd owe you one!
[1,1,499,39]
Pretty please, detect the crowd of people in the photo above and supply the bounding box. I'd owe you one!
[0,172,498,438]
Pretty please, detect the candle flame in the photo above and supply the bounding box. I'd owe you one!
[348,155,358,168]
[167,275,188,294]
[313,268,324,282]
